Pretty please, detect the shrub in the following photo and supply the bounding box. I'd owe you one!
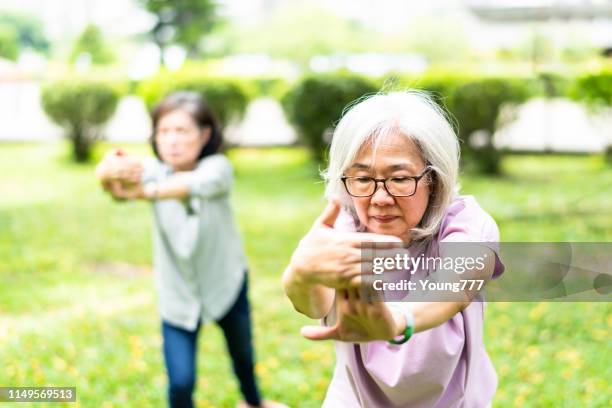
[570,68,612,106]
[41,80,121,162]
[249,76,292,101]
[282,72,378,163]
[384,71,474,112]
[536,71,572,98]
[446,77,533,174]
[137,71,249,127]
[570,68,612,164]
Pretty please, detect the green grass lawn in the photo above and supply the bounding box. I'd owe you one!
[0,143,610,407]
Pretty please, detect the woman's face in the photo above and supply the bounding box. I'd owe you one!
[346,133,431,243]
[155,109,210,171]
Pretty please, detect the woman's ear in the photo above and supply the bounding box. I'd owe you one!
[200,126,212,145]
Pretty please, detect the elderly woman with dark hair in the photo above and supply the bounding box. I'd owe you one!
[283,91,505,407]
[96,92,285,408]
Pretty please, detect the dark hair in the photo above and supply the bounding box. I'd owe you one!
[150,91,222,161]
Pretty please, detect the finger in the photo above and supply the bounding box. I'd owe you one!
[301,325,338,341]
[338,288,349,300]
[109,167,122,179]
[130,163,144,173]
[347,286,357,302]
[341,289,357,314]
[362,247,411,260]
[352,274,387,303]
[130,170,144,180]
[335,258,372,282]
[108,181,124,197]
[347,232,403,248]
[348,274,362,288]
[348,287,366,314]
[337,248,366,270]
[338,262,367,285]
[316,199,342,228]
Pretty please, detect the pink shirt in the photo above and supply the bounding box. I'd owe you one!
[324,195,505,408]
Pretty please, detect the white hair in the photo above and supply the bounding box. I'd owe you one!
[323,90,460,241]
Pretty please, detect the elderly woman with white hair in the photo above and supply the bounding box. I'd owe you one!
[283,91,504,407]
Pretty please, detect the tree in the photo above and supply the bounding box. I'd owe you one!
[395,16,471,64]
[70,24,114,65]
[138,0,218,62]
[0,12,49,55]
[41,81,121,162]
[208,4,375,67]
[0,25,19,60]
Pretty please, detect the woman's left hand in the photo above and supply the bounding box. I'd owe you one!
[300,289,404,343]
[107,181,145,200]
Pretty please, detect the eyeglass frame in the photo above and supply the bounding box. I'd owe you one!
[340,165,433,198]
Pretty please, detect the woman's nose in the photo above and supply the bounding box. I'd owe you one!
[370,181,395,206]
[164,131,180,145]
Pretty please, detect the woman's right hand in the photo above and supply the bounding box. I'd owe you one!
[96,149,143,184]
[288,200,402,289]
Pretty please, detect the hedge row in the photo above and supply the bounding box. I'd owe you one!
[41,67,612,168]
[282,69,612,173]
[282,71,536,173]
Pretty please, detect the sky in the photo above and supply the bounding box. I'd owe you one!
[1,0,610,56]
[0,0,465,39]
[0,0,154,39]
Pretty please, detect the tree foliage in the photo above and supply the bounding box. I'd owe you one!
[70,24,114,65]
[0,11,49,55]
[138,0,218,59]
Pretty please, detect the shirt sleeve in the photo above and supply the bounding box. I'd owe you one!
[141,157,162,184]
[438,197,505,279]
[183,154,233,199]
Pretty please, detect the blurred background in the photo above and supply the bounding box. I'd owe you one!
[0,0,610,406]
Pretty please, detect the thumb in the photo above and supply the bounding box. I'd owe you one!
[316,199,342,228]
[110,180,125,193]
[301,324,338,341]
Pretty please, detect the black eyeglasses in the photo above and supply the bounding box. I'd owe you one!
[341,166,432,197]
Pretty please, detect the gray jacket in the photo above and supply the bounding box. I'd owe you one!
[142,154,247,330]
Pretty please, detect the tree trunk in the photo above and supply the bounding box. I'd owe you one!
[71,127,91,162]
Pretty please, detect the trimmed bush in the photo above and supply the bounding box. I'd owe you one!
[385,71,474,112]
[137,72,249,127]
[570,68,612,106]
[249,76,292,101]
[282,72,378,163]
[41,80,121,162]
[570,68,612,164]
[446,77,533,174]
[536,72,572,98]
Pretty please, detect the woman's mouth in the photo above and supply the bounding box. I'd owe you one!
[371,215,399,224]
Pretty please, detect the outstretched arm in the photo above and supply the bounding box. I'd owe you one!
[108,155,233,202]
[300,245,496,342]
[282,200,402,319]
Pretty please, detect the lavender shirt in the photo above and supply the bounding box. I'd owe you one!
[323,195,505,408]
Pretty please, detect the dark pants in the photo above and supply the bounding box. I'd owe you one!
[162,276,262,408]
